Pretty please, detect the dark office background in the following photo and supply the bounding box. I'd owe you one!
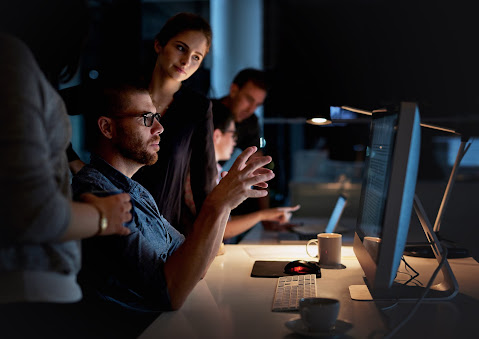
[80,0,479,116]
[79,2,479,153]
[64,0,478,256]
[260,0,479,201]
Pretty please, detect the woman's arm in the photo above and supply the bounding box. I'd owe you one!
[224,205,301,239]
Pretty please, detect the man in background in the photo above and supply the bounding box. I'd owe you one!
[212,68,268,163]
[212,69,276,239]
[212,105,300,242]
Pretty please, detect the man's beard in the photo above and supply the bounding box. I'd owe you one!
[115,125,159,166]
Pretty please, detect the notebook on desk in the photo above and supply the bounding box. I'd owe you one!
[289,194,348,240]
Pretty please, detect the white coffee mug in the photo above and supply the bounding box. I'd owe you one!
[306,233,342,266]
[299,297,340,332]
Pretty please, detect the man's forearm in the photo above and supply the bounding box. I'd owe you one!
[163,198,230,309]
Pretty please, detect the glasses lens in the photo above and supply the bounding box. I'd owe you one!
[143,113,161,127]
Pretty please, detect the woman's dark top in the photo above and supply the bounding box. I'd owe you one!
[133,85,217,235]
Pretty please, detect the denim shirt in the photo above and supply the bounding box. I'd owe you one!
[72,155,185,312]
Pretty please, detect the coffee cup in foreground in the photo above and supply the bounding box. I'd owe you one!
[306,233,342,266]
[299,297,340,332]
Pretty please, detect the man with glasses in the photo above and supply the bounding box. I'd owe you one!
[71,83,274,332]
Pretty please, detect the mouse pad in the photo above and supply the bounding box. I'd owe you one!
[251,260,321,278]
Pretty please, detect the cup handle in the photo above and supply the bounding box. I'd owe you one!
[306,239,318,258]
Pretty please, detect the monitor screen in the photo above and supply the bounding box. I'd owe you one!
[356,113,397,239]
[353,102,421,296]
[324,194,347,234]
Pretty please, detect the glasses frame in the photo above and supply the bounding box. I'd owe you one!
[110,112,161,127]
[223,129,238,141]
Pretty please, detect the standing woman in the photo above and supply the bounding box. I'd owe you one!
[133,13,217,236]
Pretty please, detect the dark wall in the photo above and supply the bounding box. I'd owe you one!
[83,0,143,82]
[264,0,479,123]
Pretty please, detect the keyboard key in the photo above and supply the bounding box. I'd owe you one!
[272,274,317,311]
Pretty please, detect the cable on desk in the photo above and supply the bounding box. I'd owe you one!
[383,247,448,339]
[379,301,399,312]
[397,256,422,287]
[380,257,422,313]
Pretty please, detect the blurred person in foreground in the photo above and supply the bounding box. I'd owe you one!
[0,1,132,338]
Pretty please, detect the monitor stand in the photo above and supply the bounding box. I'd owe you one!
[404,234,470,259]
[405,137,471,259]
[350,195,459,301]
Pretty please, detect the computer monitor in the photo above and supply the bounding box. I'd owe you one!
[324,194,347,233]
[349,102,458,300]
[355,101,421,288]
[289,194,348,240]
[350,102,457,301]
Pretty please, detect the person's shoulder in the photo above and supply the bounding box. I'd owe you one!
[0,33,57,115]
[72,163,95,178]
[0,33,29,54]
[0,33,37,74]
[72,165,121,199]
[210,98,223,106]
[72,165,104,190]
[240,113,259,126]
[174,85,212,121]
[177,85,210,108]
[211,97,225,107]
[211,97,230,113]
[0,33,40,75]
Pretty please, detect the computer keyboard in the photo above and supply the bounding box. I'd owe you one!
[272,274,317,311]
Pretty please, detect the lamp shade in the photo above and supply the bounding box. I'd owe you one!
[306,106,372,126]
[307,117,332,125]
[305,104,332,125]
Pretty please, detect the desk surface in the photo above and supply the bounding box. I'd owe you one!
[140,244,479,339]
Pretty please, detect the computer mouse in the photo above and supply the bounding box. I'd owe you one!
[284,260,321,275]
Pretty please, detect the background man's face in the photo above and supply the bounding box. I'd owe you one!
[229,81,266,123]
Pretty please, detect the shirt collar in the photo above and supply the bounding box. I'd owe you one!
[89,154,137,193]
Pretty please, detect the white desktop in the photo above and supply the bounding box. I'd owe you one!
[140,103,479,338]
[140,244,479,339]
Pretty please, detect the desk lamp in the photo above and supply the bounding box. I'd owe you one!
[307,105,473,258]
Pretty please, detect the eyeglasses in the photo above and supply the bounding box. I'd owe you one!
[111,112,161,127]
[224,129,238,141]
[140,112,161,127]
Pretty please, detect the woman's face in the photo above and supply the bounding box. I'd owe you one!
[155,30,208,82]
